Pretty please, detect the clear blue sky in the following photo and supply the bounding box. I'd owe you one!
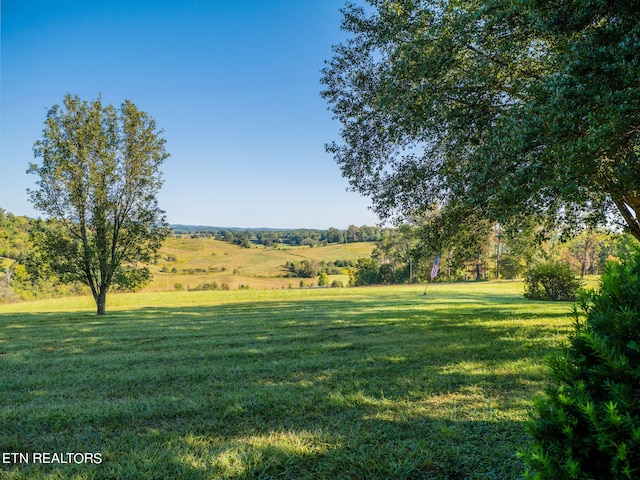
[1,0,379,229]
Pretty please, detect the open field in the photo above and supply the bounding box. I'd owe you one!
[0,282,574,479]
[145,238,375,291]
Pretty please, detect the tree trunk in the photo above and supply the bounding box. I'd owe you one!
[612,197,640,242]
[96,288,107,316]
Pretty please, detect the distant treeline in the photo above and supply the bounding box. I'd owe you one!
[0,208,87,301]
[170,225,391,247]
[0,208,30,261]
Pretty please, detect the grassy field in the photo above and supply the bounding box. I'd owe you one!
[0,282,574,479]
[145,238,375,291]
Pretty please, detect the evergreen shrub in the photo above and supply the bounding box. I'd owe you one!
[520,250,640,479]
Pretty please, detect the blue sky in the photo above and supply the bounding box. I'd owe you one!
[1,0,380,229]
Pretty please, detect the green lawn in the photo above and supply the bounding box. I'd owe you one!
[0,283,573,479]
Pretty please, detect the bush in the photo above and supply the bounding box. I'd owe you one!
[524,261,582,301]
[192,282,218,291]
[520,250,640,479]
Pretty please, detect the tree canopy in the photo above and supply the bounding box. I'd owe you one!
[322,0,640,240]
[28,94,169,314]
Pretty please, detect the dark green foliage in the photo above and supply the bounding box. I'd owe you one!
[236,233,252,248]
[499,255,527,280]
[112,266,151,292]
[524,262,583,301]
[284,260,319,278]
[322,0,640,239]
[350,257,382,286]
[521,250,640,479]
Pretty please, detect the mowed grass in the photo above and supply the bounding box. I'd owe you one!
[0,283,573,479]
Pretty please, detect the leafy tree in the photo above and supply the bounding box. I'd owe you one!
[350,257,382,286]
[235,233,252,248]
[322,0,640,240]
[498,254,527,280]
[318,271,329,287]
[28,94,169,315]
[326,227,345,244]
[608,233,640,264]
[346,225,360,243]
[284,259,319,278]
[414,207,493,280]
[566,230,608,278]
[373,223,418,283]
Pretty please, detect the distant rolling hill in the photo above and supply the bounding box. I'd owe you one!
[144,236,375,292]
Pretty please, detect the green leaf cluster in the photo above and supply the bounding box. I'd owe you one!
[524,261,583,301]
[521,249,640,478]
[322,0,640,239]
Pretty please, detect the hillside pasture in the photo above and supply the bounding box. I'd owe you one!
[146,238,374,291]
[0,282,573,479]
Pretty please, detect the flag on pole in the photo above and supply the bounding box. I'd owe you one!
[430,254,439,280]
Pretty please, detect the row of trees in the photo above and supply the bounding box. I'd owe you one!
[348,222,639,287]
[174,225,393,247]
[283,259,355,278]
[0,209,89,302]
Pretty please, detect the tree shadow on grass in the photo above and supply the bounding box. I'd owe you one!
[0,290,571,479]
